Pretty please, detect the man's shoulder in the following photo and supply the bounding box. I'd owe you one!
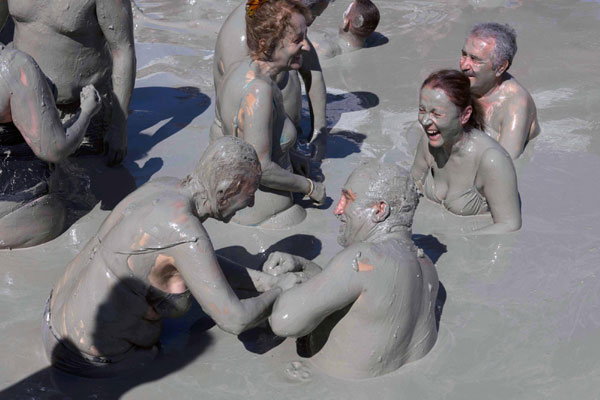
[499,74,534,104]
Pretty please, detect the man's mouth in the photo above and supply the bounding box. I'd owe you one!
[463,70,475,78]
[292,54,302,66]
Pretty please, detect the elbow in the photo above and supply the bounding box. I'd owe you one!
[269,303,309,338]
[37,149,67,164]
[216,315,247,336]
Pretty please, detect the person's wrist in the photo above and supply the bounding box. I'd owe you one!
[305,178,314,197]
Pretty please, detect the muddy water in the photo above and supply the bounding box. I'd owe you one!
[1,0,600,398]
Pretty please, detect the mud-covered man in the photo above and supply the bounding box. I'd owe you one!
[0,0,135,165]
[460,22,539,159]
[43,137,298,377]
[263,162,439,379]
[309,0,380,59]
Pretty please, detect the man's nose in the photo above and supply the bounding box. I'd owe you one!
[460,56,471,71]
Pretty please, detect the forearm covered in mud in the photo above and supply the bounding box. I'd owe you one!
[260,159,311,195]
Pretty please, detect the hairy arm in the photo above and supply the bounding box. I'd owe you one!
[169,221,283,335]
[97,0,136,166]
[299,39,327,160]
[240,81,312,195]
[474,147,522,234]
[269,246,365,338]
[497,92,535,159]
[9,52,99,163]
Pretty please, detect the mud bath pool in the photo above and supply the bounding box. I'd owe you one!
[1,0,600,398]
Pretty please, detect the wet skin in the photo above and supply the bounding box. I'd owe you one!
[461,34,539,159]
[49,174,295,363]
[0,47,101,249]
[212,1,328,159]
[411,86,522,234]
[211,12,326,227]
[265,164,439,379]
[0,0,136,165]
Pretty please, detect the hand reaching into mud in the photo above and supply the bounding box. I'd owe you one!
[79,85,101,117]
[263,251,301,276]
[308,181,326,206]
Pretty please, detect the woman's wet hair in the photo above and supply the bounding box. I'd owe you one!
[347,0,380,38]
[246,0,310,61]
[421,69,485,131]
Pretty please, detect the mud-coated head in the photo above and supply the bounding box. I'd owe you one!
[189,137,261,222]
[334,161,418,246]
[341,0,380,40]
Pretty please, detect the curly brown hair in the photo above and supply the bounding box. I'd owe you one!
[246,0,310,61]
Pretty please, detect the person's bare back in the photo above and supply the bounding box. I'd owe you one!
[266,162,440,379]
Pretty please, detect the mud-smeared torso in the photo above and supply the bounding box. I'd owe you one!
[9,0,111,103]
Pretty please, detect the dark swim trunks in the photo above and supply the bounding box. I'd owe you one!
[41,292,157,378]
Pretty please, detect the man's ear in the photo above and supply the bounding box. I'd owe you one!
[258,38,268,54]
[353,14,364,29]
[372,200,390,223]
[215,180,233,206]
[495,59,509,76]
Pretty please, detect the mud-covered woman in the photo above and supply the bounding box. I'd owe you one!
[211,0,326,228]
[411,69,521,234]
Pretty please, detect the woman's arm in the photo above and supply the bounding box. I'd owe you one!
[474,147,522,234]
[240,81,323,200]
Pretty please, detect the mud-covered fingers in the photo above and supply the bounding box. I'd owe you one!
[309,181,326,206]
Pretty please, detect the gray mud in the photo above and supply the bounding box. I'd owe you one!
[1,0,600,398]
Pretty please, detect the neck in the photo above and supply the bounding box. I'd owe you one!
[431,128,466,167]
[473,74,505,99]
[253,59,282,80]
[338,30,366,51]
[364,223,412,244]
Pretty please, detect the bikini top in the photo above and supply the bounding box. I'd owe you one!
[417,167,489,216]
[233,78,296,154]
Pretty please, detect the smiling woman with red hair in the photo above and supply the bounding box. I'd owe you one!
[411,69,521,234]
[211,0,326,229]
